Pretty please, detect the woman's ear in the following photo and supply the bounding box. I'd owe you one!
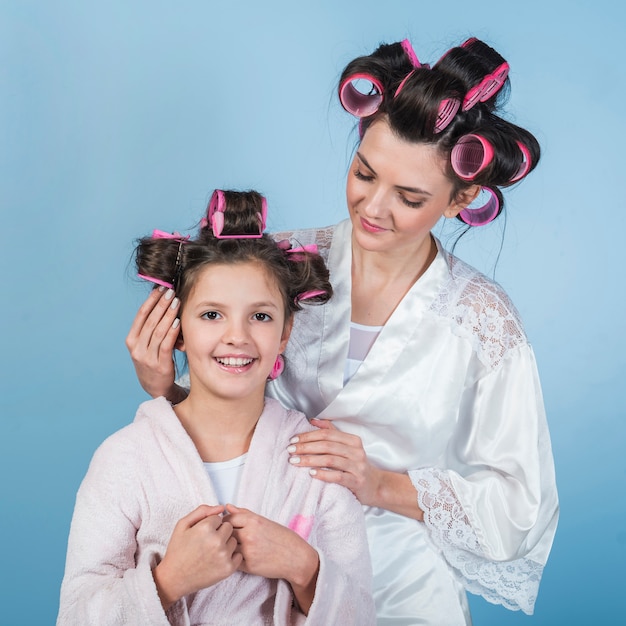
[444,184,481,219]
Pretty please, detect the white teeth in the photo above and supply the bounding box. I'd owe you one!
[216,357,254,366]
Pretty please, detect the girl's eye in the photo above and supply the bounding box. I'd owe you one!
[353,168,374,182]
[254,313,272,322]
[201,311,221,320]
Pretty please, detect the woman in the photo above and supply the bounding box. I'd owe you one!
[127,37,558,625]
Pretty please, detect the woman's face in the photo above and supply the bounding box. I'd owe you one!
[346,119,473,256]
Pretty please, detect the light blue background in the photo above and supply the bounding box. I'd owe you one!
[2,1,624,624]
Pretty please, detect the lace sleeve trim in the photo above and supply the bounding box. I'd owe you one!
[409,467,542,615]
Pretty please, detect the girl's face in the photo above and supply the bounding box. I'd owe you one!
[346,119,477,256]
[178,261,291,404]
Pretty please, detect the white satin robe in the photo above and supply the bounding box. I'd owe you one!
[269,219,559,625]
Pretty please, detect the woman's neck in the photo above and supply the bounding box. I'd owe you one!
[173,388,265,462]
[350,234,437,326]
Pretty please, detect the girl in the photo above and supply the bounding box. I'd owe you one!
[128,38,559,625]
[58,190,375,625]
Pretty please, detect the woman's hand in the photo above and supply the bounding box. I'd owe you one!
[287,419,383,506]
[153,505,241,610]
[288,419,424,520]
[125,287,187,402]
[224,504,319,614]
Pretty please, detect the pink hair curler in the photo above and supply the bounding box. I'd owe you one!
[434,97,461,134]
[137,230,189,288]
[462,61,509,111]
[509,141,532,183]
[268,354,285,380]
[450,134,495,180]
[394,72,460,134]
[207,189,266,239]
[339,73,384,117]
[401,38,421,68]
[458,186,500,226]
[294,289,327,304]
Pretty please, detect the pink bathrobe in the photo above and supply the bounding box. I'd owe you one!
[57,397,374,625]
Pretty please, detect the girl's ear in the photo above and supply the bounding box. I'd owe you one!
[444,184,481,219]
[175,328,185,352]
[279,316,294,353]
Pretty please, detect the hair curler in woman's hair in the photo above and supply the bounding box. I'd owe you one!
[450,134,495,180]
[462,61,509,111]
[458,186,501,226]
[339,74,384,118]
[509,141,532,183]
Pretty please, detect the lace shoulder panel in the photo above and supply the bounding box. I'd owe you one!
[271,225,335,262]
[430,251,528,370]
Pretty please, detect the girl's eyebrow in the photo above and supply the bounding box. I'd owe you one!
[356,151,432,196]
[194,300,280,309]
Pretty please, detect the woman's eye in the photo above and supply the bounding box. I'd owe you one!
[401,196,424,209]
[354,168,374,182]
[254,313,272,322]
[201,311,220,320]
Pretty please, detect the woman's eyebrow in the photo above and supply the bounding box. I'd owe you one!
[356,151,432,196]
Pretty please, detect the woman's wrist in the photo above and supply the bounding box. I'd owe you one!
[375,470,424,521]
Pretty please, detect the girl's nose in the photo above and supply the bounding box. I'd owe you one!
[223,318,249,345]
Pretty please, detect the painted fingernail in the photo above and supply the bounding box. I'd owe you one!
[170,297,179,309]
[287,445,297,453]
[165,288,174,300]
[289,456,300,464]
[309,469,317,476]
[158,285,166,292]
[289,436,299,444]
[172,318,180,329]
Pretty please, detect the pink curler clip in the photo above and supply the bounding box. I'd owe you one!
[207,189,266,239]
[286,243,319,254]
[401,39,421,68]
[509,141,532,183]
[294,289,326,304]
[458,187,500,226]
[434,97,461,134]
[151,229,189,241]
[339,73,384,117]
[450,134,495,180]
[137,274,174,289]
[462,61,510,111]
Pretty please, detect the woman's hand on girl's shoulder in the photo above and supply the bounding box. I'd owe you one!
[126,287,186,402]
[286,419,383,506]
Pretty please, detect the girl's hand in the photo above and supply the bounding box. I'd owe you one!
[224,504,319,614]
[153,505,241,610]
[287,419,384,507]
[125,287,186,402]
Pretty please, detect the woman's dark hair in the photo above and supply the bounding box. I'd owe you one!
[338,38,540,220]
[135,189,332,319]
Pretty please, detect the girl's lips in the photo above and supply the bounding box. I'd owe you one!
[360,217,388,233]
[214,356,256,373]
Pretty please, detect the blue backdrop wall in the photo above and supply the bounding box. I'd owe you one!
[2,1,624,624]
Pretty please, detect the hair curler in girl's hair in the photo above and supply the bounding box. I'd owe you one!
[204,189,267,239]
[137,230,190,288]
